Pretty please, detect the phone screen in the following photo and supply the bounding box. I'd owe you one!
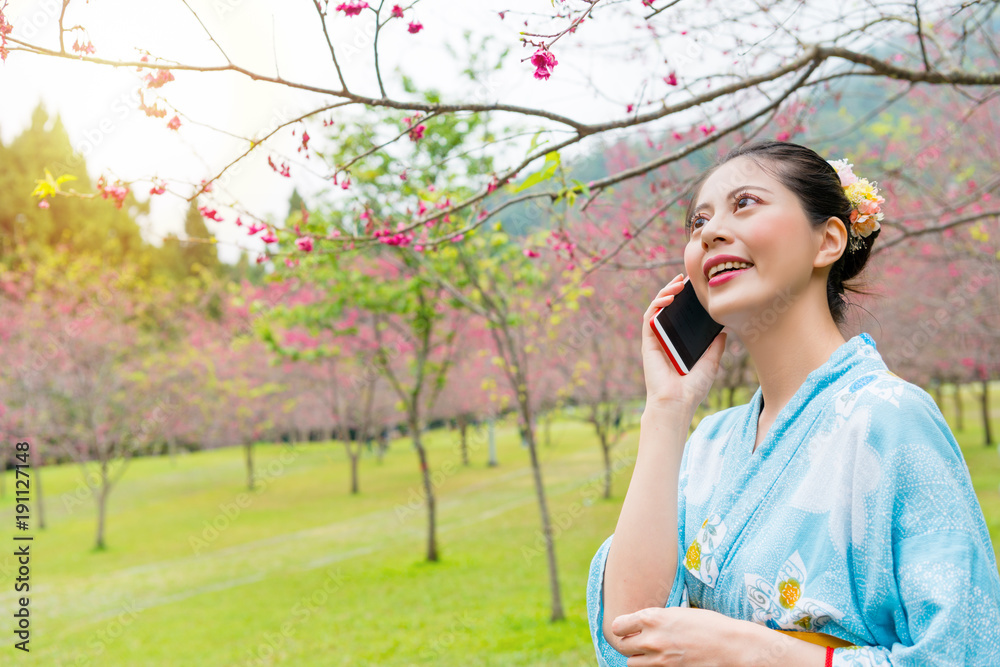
[652,278,723,373]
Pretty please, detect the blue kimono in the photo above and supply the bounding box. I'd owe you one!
[587,333,1000,665]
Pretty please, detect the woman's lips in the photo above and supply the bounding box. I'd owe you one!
[708,266,752,287]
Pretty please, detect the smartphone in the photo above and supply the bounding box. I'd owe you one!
[649,276,724,375]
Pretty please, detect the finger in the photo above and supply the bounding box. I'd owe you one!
[611,611,644,637]
[643,295,675,322]
[692,331,727,371]
[655,275,686,297]
[626,654,653,667]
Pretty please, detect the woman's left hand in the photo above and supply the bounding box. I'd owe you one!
[610,607,749,666]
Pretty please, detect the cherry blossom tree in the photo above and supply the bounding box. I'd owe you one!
[3,251,178,549]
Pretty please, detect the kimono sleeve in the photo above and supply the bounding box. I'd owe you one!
[586,534,688,667]
[585,414,713,666]
[833,383,1000,666]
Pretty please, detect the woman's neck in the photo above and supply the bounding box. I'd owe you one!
[743,296,847,418]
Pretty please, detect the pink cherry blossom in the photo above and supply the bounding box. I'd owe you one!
[144,69,175,89]
[0,8,11,62]
[96,176,130,209]
[295,236,314,252]
[408,124,426,141]
[247,222,267,236]
[267,156,291,178]
[71,39,96,55]
[408,21,423,34]
[523,248,540,258]
[167,115,181,130]
[149,181,166,195]
[530,48,558,80]
[665,72,678,86]
[198,206,224,223]
[391,5,404,18]
[260,231,278,244]
[38,200,50,209]
[776,130,790,141]
[335,1,368,17]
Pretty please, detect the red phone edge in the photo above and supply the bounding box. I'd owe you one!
[649,307,688,376]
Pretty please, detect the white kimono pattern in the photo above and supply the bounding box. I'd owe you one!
[586,333,1000,665]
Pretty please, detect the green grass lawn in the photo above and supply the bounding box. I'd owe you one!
[0,382,997,666]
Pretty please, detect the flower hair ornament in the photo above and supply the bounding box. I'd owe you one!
[828,159,885,253]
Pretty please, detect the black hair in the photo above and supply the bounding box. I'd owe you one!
[683,140,879,325]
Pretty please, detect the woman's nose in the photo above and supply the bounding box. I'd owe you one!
[700,217,731,249]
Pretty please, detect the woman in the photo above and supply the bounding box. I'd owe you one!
[586,141,1000,666]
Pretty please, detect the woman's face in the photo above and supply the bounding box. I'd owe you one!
[683,156,826,331]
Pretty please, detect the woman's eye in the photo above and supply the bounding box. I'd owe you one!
[736,194,757,209]
[690,215,707,230]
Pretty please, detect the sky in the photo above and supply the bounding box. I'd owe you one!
[0,0,772,263]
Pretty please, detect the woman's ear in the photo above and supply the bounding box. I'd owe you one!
[814,216,848,269]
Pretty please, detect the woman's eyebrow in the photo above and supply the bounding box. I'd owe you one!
[691,185,774,216]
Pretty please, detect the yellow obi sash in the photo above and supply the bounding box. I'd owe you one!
[775,629,855,649]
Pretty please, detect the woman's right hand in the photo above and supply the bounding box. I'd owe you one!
[641,273,728,415]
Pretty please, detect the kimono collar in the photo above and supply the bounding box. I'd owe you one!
[744,332,886,457]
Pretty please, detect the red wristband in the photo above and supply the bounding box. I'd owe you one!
[825,645,835,667]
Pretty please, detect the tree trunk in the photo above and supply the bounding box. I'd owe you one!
[487,416,498,467]
[377,429,388,464]
[95,462,109,551]
[459,414,469,466]
[411,414,438,562]
[983,379,994,447]
[349,445,361,494]
[245,442,255,490]
[933,380,943,413]
[727,385,736,408]
[545,412,552,447]
[520,398,564,622]
[32,442,45,530]
[954,382,964,431]
[601,434,612,500]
